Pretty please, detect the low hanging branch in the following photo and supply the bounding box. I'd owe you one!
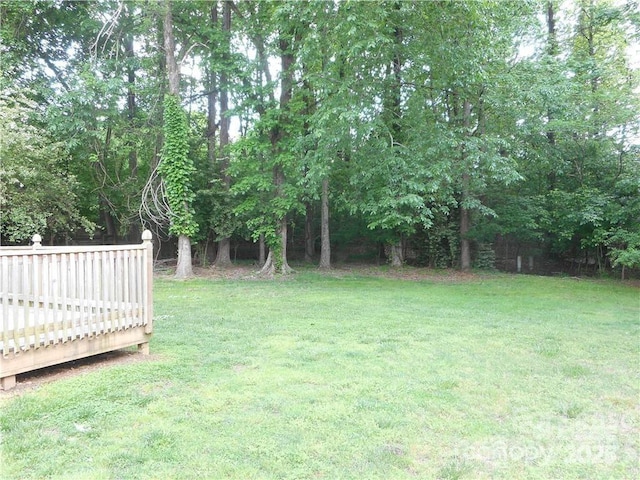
[139,161,171,232]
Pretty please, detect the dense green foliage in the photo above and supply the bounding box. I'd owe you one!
[159,94,197,238]
[1,272,638,478]
[0,91,94,242]
[1,0,638,274]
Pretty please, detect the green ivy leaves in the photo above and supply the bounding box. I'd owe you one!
[159,94,198,238]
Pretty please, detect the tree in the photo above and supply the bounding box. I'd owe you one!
[230,1,308,275]
[211,0,234,267]
[0,90,94,243]
[160,0,197,278]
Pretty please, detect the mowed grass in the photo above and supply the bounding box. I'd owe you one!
[1,270,638,479]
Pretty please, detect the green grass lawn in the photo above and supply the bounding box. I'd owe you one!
[1,269,638,479]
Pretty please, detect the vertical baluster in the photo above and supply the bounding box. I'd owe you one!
[1,256,10,353]
[34,253,42,347]
[115,250,123,329]
[108,250,114,331]
[42,254,52,345]
[123,249,131,327]
[13,256,21,349]
[78,252,88,338]
[100,250,107,332]
[114,249,120,329]
[136,248,144,325]
[68,252,77,337]
[86,251,95,336]
[61,253,71,340]
[31,236,42,347]
[50,253,61,343]
[22,254,32,350]
[93,252,104,333]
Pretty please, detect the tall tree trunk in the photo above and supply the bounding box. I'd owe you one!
[175,234,192,277]
[260,30,295,275]
[390,242,404,267]
[259,216,291,276]
[214,0,233,268]
[259,165,292,275]
[124,12,140,242]
[207,70,218,165]
[546,1,557,190]
[386,1,404,269]
[96,125,118,243]
[153,14,166,172]
[207,3,218,165]
[258,233,266,267]
[460,99,472,271]
[215,238,232,267]
[207,1,219,165]
[124,30,137,180]
[304,202,314,263]
[546,1,557,56]
[164,5,179,95]
[319,177,331,269]
[164,0,193,278]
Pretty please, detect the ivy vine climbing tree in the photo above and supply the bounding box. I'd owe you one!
[161,0,197,278]
[159,94,197,241]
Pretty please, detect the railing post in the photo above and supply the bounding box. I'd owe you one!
[141,230,153,339]
[32,234,42,249]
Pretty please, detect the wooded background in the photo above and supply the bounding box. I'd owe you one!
[1,0,638,277]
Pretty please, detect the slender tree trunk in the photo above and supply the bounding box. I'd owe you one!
[153,15,165,172]
[124,32,137,179]
[258,233,266,266]
[460,99,472,271]
[207,70,218,165]
[164,5,179,95]
[207,3,218,165]
[124,13,140,242]
[304,202,314,263]
[319,177,331,269]
[100,200,117,243]
[96,125,118,243]
[387,1,404,268]
[214,0,233,268]
[546,1,557,190]
[207,1,218,165]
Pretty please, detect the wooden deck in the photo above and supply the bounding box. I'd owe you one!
[0,232,153,390]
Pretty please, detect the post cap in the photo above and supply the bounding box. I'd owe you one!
[142,230,153,242]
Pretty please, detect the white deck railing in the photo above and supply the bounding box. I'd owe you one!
[0,231,154,354]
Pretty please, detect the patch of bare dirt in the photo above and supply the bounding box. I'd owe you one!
[158,263,486,283]
[193,265,264,280]
[1,350,159,397]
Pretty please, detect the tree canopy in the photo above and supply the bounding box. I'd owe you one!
[1,0,638,276]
